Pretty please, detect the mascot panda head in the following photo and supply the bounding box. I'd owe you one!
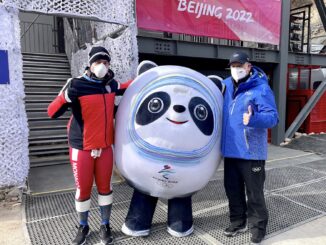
[115,61,224,199]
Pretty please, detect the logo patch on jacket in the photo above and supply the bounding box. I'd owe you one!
[252,167,261,172]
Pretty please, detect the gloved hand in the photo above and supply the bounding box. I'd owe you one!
[91,149,102,158]
[243,105,252,126]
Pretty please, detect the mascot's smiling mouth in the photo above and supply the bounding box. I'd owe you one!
[166,118,188,124]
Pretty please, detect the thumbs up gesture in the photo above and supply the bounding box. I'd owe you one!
[243,105,253,126]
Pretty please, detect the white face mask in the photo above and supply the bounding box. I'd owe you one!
[231,67,247,82]
[93,63,108,79]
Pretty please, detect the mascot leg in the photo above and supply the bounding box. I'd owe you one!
[167,195,194,237]
[122,188,158,236]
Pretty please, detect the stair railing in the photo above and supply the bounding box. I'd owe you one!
[20,14,40,39]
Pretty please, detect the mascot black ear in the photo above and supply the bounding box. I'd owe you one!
[137,60,158,76]
[208,75,226,95]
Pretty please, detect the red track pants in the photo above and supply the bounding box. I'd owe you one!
[69,146,113,212]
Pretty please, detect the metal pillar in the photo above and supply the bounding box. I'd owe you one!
[314,0,326,31]
[271,0,291,145]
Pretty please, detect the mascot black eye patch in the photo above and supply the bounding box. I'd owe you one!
[136,91,171,125]
[188,97,214,135]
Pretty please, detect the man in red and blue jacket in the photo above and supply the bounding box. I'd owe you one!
[48,46,129,245]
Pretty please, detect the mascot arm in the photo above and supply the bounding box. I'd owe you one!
[114,79,133,116]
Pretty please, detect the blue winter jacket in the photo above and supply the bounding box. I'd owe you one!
[221,67,279,160]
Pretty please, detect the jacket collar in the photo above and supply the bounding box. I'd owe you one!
[84,67,115,84]
[232,66,267,97]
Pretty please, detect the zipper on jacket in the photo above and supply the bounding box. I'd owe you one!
[243,128,249,150]
[230,96,238,115]
[223,94,237,153]
[102,85,109,146]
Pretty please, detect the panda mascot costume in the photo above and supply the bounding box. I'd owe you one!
[115,61,224,237]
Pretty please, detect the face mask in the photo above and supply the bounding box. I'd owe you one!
[231,67,247,82]
[93,63,108,79]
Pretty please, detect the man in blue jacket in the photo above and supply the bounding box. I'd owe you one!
[221,51,279,245]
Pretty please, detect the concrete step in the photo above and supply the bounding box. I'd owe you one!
[26,108,71,114]
[22,52,68,58]
[29,138,68,145]
[23,66,71,74]
[25,98,54,103]
[24,81,65,88]
[25,91,58,96]
[29,143,69,153]
[29,149,69,156]
[23,69,71,76]
[25,86,61,93]
[23,73,71,80]
[29,124,67,134]
[29,132,67,140]
[23,61,70,69]
[22,52,69,64]
[25,102,53,111]
[29,121,67,131]
[23,77,68,82]
[29,155,69,167]
[27,111,50,118]
[25,94,57,102]
[27,116,70,122]
[28,118,68,127]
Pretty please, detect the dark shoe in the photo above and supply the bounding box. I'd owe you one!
[223,223,248,237]
[100,224,114,245]
[250,232,265,244]
[72,225,89,245]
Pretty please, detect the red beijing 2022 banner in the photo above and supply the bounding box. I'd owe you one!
[136,0,281,45]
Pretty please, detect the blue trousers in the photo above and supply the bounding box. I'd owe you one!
[125,188,193,232]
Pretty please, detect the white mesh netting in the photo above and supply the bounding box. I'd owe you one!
[1,0,134,25]
[71,22,138,82]
[0,6,29,187]
[0,1,138,187]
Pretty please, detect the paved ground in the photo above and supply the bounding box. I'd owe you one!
[0,134,326,245]
[264,216,326,245]
[0,202,29,245]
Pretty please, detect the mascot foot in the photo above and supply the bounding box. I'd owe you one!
[167,225,194,237]
[121,223,150,237]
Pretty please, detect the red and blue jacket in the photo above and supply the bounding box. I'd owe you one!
[48,69,130,150]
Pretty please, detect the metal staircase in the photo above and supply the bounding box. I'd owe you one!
[23,52,71,167]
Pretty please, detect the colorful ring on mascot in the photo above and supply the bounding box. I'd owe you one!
[127,74,221,163]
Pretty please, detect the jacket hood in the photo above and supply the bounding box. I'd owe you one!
[238,66,268,91]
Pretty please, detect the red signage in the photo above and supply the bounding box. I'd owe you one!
[136,0,281,45]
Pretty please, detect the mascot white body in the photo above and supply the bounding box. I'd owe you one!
[115,64,223,199]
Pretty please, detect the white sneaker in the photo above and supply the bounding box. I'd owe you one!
[167,225,194,237]
[121,223,150,237]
